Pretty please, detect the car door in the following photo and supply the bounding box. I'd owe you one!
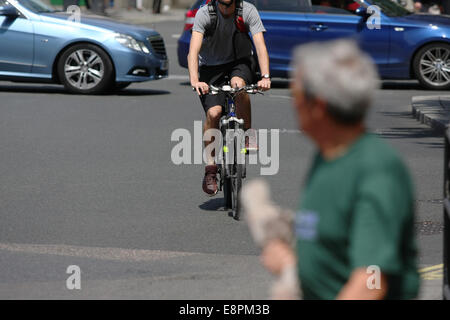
[304,0,391,70]
[0,0,34,73]
[253,0,311,78]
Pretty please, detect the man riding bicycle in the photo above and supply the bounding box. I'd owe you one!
[188,0,271,196]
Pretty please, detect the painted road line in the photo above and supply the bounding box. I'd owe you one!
[419,264,444,280]
[268,94,292,100]
[419,264,444,273]
[0,243,197,262]
[166,74,190,81]
[422,270,443,280]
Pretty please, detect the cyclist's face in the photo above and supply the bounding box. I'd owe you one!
[218,0,234,6]
[218,0,235,15]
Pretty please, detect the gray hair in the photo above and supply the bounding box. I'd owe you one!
[291,39,379,124]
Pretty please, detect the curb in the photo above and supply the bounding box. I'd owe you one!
[411,95,450,133]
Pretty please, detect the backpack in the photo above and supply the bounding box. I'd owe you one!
[204,0,248,38]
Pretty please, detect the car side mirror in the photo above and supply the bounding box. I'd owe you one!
[355,6,368,17]
[0,5,19,17]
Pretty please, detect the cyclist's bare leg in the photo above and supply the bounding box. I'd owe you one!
[231,76,251,130]
[204,105,222,165]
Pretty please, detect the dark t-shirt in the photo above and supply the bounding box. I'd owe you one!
[296,133,420,300]
[192,1,266,66]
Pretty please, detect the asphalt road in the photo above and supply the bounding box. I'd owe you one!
[0,20,446,299]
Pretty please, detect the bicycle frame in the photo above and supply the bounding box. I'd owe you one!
[206,84,261,219]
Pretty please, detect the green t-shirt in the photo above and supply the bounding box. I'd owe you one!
[296,133,419,300]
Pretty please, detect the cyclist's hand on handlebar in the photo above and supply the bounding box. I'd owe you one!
[257,78,271,91]
[192,82,209,96]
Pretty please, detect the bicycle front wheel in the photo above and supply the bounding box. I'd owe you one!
[223,173,232,210]
[232,163,243,220]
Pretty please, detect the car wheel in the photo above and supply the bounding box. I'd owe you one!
[58,43,114,94]
[414,43,450,90]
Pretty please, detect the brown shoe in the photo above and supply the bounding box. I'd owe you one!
[203,165,218,196]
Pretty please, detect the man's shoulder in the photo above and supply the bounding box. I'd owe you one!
[197,3,210,15]
[194,3,211,25]
[243,1,258,13]
[357,134,409,176]
[243,1,257,8]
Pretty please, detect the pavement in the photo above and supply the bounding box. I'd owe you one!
[0,18,446,300]
[56,5,187,25]
[412,95,450,133]
[104,7,187,24]
[411,94,449,300]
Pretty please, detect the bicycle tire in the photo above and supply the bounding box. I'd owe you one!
[232,163,243,220]
[223,174,232,209]
[220,119,232,210]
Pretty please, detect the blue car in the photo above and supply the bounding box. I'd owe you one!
[178,0,450,90]
[0,0,168,93]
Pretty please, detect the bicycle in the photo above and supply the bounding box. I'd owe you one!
[204,83,262,220]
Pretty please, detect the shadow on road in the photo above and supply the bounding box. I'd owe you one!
[199,198,228,212]
[381,81,422,90]
[0,84,170,96]
[109,88,170,96]
[377,126,444,149]
[378,111,416,119]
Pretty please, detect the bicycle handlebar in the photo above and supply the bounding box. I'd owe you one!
[192,84,263,95]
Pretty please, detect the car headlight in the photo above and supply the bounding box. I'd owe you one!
[114,34,150,54]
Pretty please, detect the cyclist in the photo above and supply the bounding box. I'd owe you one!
[188,0,271,196]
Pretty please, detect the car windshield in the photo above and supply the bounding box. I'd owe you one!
[359,0,412,16]
[12,0,58,12]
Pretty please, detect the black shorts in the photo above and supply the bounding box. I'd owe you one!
[199,58,255,113]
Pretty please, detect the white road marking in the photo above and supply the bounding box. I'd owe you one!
[171,34,181,39]
[268,94,292,100]
[166,74,189,81]
[0,243,197,262]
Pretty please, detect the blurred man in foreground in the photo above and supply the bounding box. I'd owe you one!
[259,39,420,299]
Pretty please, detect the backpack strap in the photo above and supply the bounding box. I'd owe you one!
[204,0,218,38]
[235,0,248,33]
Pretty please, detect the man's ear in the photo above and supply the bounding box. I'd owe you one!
[311,97,327,120]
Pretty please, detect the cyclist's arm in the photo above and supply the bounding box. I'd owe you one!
[253,32,270,77]
[252,32,271,90]
[188,31,209,95]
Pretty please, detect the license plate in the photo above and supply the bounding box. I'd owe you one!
[160,60,168,71]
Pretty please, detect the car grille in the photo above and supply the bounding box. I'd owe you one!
[148,36,167,58]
